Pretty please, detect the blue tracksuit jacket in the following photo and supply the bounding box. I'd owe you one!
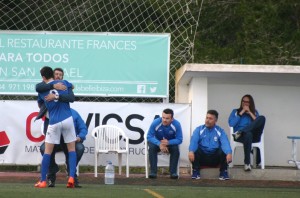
[228,109,259,132]
[147,117,183,146]
[189,125,232,155]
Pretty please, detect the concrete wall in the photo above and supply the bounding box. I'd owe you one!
[208,83,300,166]
[175,64,300,167]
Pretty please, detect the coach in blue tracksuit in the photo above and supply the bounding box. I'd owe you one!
[189,110,232,180]
[147,108,183,179]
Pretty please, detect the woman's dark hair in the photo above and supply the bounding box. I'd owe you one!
[238,94,256,115]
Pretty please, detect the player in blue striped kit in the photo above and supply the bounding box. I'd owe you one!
[34,66,77,188]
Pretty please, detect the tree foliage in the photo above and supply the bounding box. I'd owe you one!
[193,0,300,65]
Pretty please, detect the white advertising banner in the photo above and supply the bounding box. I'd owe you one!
[0,101,191,167]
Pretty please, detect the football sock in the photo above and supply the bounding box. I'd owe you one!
[41,154,51,181]
[68,151,77,177]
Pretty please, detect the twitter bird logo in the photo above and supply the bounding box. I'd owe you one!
[150,86,157,93]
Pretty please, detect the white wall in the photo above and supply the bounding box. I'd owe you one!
[208,82,300,166]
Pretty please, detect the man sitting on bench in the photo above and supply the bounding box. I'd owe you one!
[188,110,232,180]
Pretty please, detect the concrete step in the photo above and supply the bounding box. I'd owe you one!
[180,166,300,181]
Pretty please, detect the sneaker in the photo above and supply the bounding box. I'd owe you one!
[219,170,230,180]
[34,181,47,188]
[48,179,55,187]
[256,163,261,168]
[244,164,251,171]
[67,177,75,188]
[149,173,157,179]
[170,173,178,179]
[74,177,82,188]
[232,131,242,140]
[191,169,201,179]
[46,164,59,187]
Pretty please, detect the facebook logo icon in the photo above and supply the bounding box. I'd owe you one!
[137,85,146,94]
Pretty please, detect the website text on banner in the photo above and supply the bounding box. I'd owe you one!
[0,101,191,167]
[0,31,170,97]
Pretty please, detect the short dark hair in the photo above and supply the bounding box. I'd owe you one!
[40,66,53,79]
[163,108,174,118]
[207,109,218,120]
[54,67,64,75]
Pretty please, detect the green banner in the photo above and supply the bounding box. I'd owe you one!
[0,31,170,97]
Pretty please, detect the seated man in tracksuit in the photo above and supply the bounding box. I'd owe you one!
[188,110,232,180]
[147,108,183,179]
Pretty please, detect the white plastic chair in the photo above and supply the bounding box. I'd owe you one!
[229,127,265,169]
[144,132,180,178]
[91,125,129,177]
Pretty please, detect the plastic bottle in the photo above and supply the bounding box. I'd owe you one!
[105,161,115,184]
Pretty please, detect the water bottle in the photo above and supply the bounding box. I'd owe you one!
[105,161,115,184]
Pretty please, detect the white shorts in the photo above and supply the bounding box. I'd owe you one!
[45,116,76,144]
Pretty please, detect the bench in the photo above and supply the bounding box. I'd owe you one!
[287,136,300,169]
